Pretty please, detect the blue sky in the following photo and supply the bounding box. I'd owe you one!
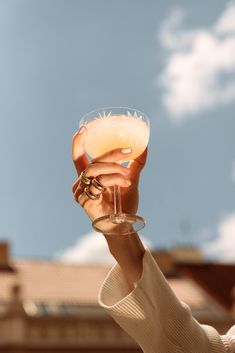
[0,0,235,262]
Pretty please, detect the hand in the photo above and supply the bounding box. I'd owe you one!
[71,126,148,224]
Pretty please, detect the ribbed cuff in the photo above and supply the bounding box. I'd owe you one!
[98,248,150,308]
[220,332,235,353]
[98,248,160,352]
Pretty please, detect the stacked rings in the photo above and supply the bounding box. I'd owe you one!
[79,170,106,201]
[80,170,92,185]
[84,186,100,200]
[92,178,106,192]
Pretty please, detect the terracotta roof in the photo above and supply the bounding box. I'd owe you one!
[177,264,235,311]
[168,276,230,321]
[0,260,110,304]
[0,259,231,321]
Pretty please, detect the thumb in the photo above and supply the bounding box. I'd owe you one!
[72,126,89,176]
[128,147,148,185]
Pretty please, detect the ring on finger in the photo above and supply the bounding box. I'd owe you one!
[84,186,101,200]
[79,170,92,186]
[91,178,106,192]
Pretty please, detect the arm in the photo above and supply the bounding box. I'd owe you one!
[71,130,231,353]
[98,247,228,353]
[103,232,145,291]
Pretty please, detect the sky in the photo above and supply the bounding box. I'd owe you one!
[0,0,235,263]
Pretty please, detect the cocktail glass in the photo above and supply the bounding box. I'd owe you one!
[80,107,150,235]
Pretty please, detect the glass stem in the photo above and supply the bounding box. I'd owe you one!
[113,185,122,215]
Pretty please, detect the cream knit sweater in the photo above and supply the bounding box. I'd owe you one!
[98,248,235,353]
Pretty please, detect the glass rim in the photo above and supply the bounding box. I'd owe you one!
[80,106,149,125]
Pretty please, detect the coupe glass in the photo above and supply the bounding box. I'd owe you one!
[80,107,150,235]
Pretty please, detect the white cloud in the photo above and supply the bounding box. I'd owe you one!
[56,231,152,265]
[202,212,235,262]
[158,2,235,120]
[215,2,235,34]
[159,9,196,50]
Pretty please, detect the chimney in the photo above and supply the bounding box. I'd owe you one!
[0,241,14,272]
[8,283,24,315]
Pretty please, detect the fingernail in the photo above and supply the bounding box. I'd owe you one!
[126,180,131,186]
[78,126,85,134]
[122,147,132,154]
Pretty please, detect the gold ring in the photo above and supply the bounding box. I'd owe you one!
[80,170,92,186]
[84,186,100,200]
[92,178,106,192]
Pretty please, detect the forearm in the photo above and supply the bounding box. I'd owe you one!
[99,249,227,353]
[103,232,146,290]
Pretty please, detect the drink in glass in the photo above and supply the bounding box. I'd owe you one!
[80,107,150,235]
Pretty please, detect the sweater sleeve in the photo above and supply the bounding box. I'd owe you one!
[98,248,230,353]
[221,326,235,353]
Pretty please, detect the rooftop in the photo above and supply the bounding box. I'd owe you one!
[0,256,233,322]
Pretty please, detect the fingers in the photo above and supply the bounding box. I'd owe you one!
[128,147,148,185]
[85,162,130,178]
[72,136,147,205]
[73,173,131,203]
[73,181,83,203]
[72,147,132,203]
[72,129,133,176]
[90,174,131,193]
[92,147,147,185]
[78,192,102,211]
[72,126,89,176]
[93,147,132,163]
[72,179,80,193]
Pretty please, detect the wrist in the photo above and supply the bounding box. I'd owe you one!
[103,232,145,264]
[103,232,145,290]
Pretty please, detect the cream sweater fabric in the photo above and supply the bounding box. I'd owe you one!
[98,248,235,353]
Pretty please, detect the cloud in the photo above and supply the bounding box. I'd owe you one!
[158,2,235,120]
[215,2,235,34]
[56,231,153,265]
[202,212,235,262]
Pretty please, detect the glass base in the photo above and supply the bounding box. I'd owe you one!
[92,213,145,235]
